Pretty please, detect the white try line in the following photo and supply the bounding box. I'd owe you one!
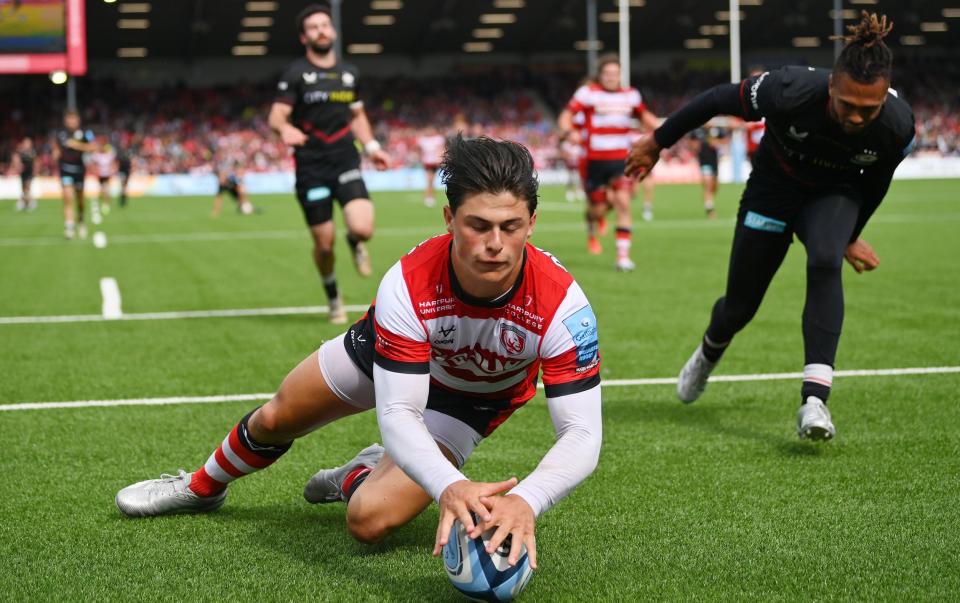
[2,366,957,412]
[0,304,371,325]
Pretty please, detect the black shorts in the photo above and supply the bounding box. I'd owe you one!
[99,176,111,185]
[698,146,719,175]
[218,184,239,198]
[59,162,85,192]
[20,171,33,186]
[584,159,626,194]
[738,170,861,237]
[294,154,369,226]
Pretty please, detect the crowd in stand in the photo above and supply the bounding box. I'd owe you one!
[2,62,959,178]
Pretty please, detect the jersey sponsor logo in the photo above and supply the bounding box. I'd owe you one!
[749,71,769,111]
[306,186,331,201]
[787,126,809,141]
[342,71,355,87]
[851,150,878,166]
[303,72,318,84]
[499,323,526,356]
[439,324,456,337]
[743,211,787,233]
[562,306,598,367]
[432,343,529,376]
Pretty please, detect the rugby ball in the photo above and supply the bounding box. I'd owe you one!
[442,515,533,602]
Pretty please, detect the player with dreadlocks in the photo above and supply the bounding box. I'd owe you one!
[626,11,915,440]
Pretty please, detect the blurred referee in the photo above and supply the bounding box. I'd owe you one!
[268,3,390,324]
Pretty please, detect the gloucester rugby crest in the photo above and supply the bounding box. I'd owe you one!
[499,324,526,355]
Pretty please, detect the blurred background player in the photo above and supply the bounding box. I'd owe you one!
[558,129,585,203]
[558,54,660,271]
[268,3,390,325]
[11,136,36,212]
[691,126,726,219]
[89,136,117,223]
[211,162,254,218]
[415,125,445,208]
[114,136,133,208]
[627,12,915,440]
[54,110,97,240]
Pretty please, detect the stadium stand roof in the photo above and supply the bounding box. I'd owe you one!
[88,0,958,60]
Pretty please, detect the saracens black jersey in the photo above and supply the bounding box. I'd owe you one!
[654,65,916,238]
[274,57,362,163]
[56,127,94,166]
[735,66,915,189]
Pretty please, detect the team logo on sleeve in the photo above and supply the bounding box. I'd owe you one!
[563,306,599,367]
[499,324,526,356]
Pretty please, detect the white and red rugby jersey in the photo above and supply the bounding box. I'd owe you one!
[416,134,446,167]
[354,234,600,437]
[567,83,645,161]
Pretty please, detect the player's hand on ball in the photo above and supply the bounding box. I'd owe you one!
[845,238,880,273]
[369,149,390,170]
[625,134,661,180]
[281,125,309,147]
[434,477,518,556]
[478,493,538,570]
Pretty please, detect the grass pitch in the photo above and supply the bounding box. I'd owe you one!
[0,180,958,601]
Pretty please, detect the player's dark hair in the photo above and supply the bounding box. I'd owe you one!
[596,53,620,73]
[832,11,894,83]
[296,3,332,34]
[441,135,539,216]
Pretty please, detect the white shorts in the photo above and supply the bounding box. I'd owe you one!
[317,333,482,468]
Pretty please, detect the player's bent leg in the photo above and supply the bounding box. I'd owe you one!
[345,445,459,545]
[116,349,366,517]
[342,198,374,277]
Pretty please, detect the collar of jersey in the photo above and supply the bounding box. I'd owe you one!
[447,242,527,309]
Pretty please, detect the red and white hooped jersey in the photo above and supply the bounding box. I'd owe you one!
[372,234,601,436]
[566,83,645,161]
[417,134,446,167]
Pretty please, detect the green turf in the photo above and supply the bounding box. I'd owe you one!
[0,181,958,600]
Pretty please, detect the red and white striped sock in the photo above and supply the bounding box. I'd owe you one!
[615,227,632,261]
[189,409,291,497]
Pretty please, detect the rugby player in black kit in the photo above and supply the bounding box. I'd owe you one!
[268,3,390,325]
[627,12,916,440]
[55,110,98,240]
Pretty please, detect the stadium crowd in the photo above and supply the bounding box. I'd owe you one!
[2,62,959,177]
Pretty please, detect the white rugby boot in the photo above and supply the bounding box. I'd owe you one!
[328,295,348,325]
[677,343,718,403]
[797,396,835,441]
[115,470,226,517]
[304,444,384,504]
[615,258,636,272]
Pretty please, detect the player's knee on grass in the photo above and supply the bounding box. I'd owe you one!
[345,506,395,545]
[247,399,298,444]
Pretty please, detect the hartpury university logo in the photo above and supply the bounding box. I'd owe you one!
[499,324,526,355]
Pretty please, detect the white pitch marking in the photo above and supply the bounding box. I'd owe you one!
[93,231,107,248]
[99,277,123,320]
[0,304,370,325]
[1,366,957,411]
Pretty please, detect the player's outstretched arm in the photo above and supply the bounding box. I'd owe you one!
[627,82,745,179]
